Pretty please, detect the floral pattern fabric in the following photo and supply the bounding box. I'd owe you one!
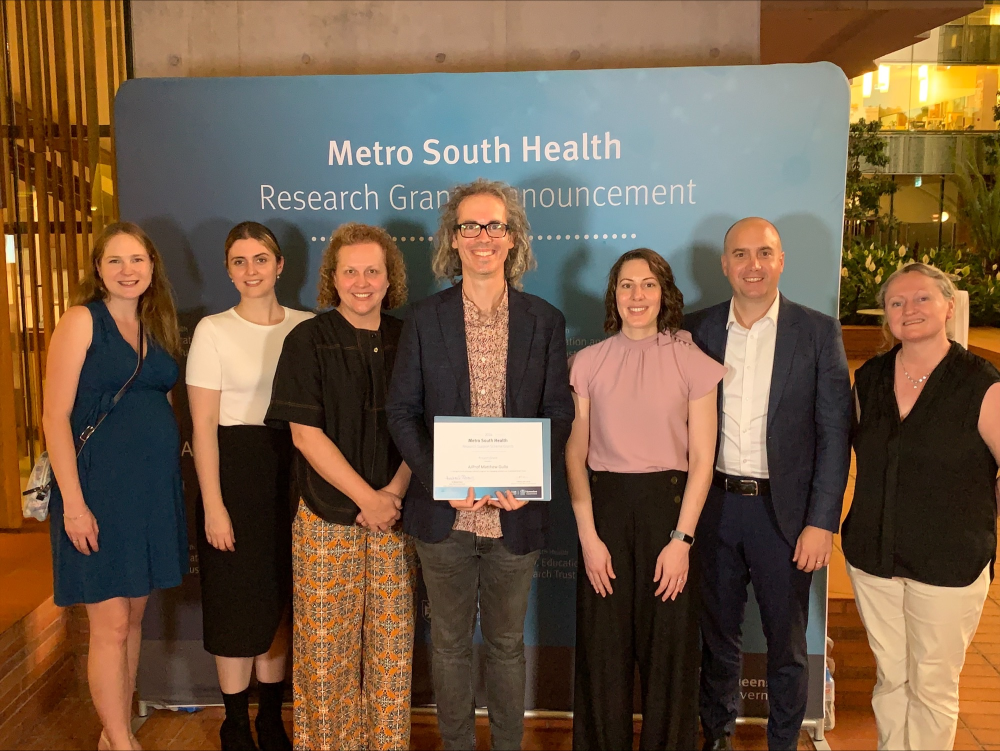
[452,288,508,538]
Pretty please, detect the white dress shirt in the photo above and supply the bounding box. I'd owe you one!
[717,293,780,478]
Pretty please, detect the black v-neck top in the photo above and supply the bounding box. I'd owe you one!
[265,309,402,525]
[842,342,999,587]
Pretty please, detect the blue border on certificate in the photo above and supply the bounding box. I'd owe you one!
[433,416,551,501]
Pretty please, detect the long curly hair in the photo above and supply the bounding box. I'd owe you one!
[431,178,536,289]
[603,248,684,334]
[73,222,181,357]
[317,223,408,310]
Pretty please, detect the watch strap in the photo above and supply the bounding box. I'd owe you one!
[670,529,695,545]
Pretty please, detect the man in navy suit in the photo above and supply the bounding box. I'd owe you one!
[684,218,851,751]
[387,178,574,751]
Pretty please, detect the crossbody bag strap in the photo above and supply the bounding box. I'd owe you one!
[75,320,145,455]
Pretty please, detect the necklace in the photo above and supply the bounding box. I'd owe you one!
[900,357,930,390]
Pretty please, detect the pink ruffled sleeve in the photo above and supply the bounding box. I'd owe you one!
[569,345,594,399]
[673,330,727,400]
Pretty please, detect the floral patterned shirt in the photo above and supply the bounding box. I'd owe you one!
[452,286,508,538]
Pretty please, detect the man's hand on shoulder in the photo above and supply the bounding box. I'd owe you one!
[793,525,833,572]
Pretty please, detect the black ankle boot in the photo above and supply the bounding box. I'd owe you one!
[255,680,292,751]
[221,688,258,751]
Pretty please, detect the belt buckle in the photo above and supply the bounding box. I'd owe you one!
[736,478,758,495]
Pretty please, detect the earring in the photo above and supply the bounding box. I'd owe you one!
[277,274,281,280]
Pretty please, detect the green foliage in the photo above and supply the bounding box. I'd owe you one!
[956,158,1000,268]
[839,238,905,323]
[841,120,1000,328]
[845,120,897,232]
[839,239,1000,327]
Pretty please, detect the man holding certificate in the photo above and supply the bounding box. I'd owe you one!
[387,178,574,751]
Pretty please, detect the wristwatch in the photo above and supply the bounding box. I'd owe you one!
[670,529,695,545]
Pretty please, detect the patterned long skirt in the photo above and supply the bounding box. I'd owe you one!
[292,502,417,751]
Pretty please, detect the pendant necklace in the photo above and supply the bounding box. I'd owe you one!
[900,358,930,390]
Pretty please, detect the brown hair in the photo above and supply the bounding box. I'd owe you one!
[224,221,283,264]
[74,222,182,357]
[603,248,684,334]
[317,223,407,309]
[431,178,536,289]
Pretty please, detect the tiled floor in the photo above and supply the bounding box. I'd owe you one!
[8,568,1000,751]
[8,550,999,750]
[825,567,1000,751]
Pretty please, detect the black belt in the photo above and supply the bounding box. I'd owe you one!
[714,472,771,496]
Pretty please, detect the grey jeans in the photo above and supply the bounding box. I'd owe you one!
[415,530,540,751]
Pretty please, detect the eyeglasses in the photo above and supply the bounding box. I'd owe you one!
[454,222,509,239]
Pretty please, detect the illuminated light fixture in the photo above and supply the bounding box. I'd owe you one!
[862,71,873,98]
[941,211,950,222]
[991,4,1000,25]
[918,65,929,103]
[878,65,890,92]
[915,176,922,187]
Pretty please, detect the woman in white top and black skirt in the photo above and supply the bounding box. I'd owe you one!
[186,222,314,751]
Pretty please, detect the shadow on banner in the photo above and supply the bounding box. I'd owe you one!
[121,65,847,734]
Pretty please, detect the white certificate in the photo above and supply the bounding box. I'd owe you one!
[433,417,551,501]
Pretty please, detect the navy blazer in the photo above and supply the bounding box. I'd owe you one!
[386,284,574,555]
[684,295,852,545]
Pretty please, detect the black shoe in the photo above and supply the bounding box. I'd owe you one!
[220,717,259,751]
[255,679,292,751]
[254,712,292,751]
[702,735,732,751]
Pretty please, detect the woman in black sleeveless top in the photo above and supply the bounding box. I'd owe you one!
[843,263,1000,751]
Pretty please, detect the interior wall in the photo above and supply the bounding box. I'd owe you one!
[130,0,760,78]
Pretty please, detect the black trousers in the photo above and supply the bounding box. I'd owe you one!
[573,471,700,751]
[697,485,813,751]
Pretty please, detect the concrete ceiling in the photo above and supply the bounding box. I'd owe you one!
[762,0,985,78]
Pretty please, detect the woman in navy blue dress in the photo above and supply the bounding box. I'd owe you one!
[43,222,186,751]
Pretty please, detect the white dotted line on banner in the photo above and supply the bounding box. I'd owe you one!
[531,233,637,241]
[310,233,638,243]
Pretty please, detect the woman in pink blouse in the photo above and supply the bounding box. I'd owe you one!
[567,248,726,750]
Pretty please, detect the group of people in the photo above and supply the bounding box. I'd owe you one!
[42,177,999,751]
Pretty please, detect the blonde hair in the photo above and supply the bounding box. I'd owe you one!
[877,262,957,347]
[74,222,181,357]
[431,178,536,289]
[877,262,956,307]
[317,223,407,309]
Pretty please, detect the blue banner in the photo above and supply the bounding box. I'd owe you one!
[118,63,848,718]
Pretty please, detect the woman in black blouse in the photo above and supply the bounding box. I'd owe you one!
[842,262,1000,751]
[264,223,415,751]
